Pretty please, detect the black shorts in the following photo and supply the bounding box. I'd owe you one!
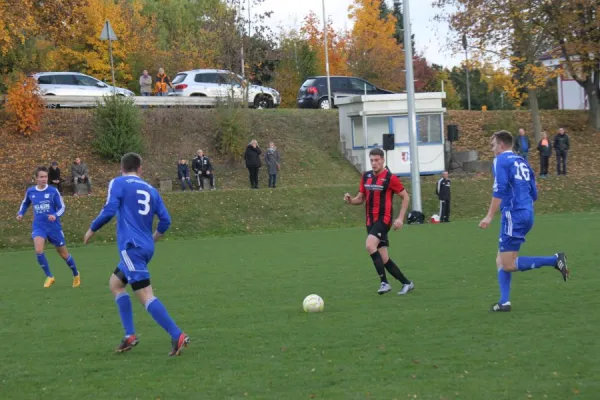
[366,221,391,248]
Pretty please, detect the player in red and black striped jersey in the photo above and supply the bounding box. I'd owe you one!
[344,148,415,295]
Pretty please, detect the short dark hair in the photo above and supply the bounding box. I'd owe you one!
[121,152,142,173]
[492,130,513,147]
[369,148,385,158]
[35,166,48,177]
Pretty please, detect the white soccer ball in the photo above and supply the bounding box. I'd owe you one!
[303,294,324,313]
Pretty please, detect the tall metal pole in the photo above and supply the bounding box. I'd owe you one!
[403,0,422,213]
[463,34,471,110]
[322,0,332,109]
[107,21,116,95]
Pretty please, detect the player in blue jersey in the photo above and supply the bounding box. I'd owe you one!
[83,153,189,356]
[16,167,80,288]
[479,131,569,312]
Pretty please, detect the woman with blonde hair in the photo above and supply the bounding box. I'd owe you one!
[154,68,173,96]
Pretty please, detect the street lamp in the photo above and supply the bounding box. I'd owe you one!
[462,34,471,110]
[322,0,332,109]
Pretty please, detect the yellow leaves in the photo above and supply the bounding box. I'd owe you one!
[4,73,45,137]
[300,11,350,76]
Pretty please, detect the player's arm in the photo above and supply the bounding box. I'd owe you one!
[84,180,121,243]
[529,165,538,202]
[153,192,172,242]
[480,159,507,229]
[48,189,66,222]
[344,175,367,205]
[391,175,409,230]
[16,192,31,221]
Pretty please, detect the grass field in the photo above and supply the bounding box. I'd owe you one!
[1,213,599,399]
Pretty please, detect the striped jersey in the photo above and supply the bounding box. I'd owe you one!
[359,168,405,226]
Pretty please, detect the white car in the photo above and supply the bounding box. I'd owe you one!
[170,69,280,108]
[33,72,135,100]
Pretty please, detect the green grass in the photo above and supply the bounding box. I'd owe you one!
[1,213,599,399]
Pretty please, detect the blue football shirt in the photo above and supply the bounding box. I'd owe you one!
[493,150,538,212]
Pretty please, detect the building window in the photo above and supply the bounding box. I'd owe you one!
[417,114,442,143]
[352,117,365,148]
[366,116,390,147]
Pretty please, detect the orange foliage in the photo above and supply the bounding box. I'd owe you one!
[348,0,404,91]
[300,11,350,76]
[5,74,45,136]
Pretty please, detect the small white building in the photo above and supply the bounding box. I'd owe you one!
[336,93,447,176]
[539,53,589,110]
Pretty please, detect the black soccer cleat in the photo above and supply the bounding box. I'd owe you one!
[490,302,512,312]
[115,335,139,353]
[169,333,190,356]
[555,253,569,282]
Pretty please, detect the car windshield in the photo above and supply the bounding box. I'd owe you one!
[172,74,187,84]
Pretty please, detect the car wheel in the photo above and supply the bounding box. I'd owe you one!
[254,95,273,109]
[318,97,331,110]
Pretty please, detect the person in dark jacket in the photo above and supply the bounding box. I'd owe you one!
[513,128,531,161]
[553,128,570,175]
[537,132,552,177]
[435,171,451,222]
[192,149,215,191]
[177,159,194,191]
[244,140,262,189]
[48,161,64,193]
[265,142,281,188]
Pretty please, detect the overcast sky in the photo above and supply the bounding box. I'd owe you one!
[255,0,463,68]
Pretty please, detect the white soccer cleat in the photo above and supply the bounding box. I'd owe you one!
[378,282,392,295]
[397,282,415,295]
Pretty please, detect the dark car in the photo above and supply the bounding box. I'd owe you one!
[296,76,394,109]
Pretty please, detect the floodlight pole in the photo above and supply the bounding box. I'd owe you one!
[463,34,471,110]
[403,0,422,212]
[322,0,332,109]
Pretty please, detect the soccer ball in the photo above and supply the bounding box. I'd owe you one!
[431,214,441,224]
[303,294,324,313]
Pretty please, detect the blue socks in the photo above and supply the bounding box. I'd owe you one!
[115,293,135,336]
[145,297,182,340]
[36,253,53,277]
[65,255,79,276]
[516,255,558,272]
[497,268,512,304]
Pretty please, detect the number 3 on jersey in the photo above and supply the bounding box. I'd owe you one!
[137,190,151,215]
[514,161,531,181]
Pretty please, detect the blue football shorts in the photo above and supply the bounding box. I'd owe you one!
[116,246,154,284]
[499,209,534,252]
[32,228,66,248]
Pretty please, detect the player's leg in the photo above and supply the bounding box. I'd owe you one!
[207,171,215,189]
[33,235,55,287]
[110,269,138,352]
[446,200,451,222]
[50,231,80,287]
[379,246,413,295]
[366,224,390,294]
[124,247,189,356]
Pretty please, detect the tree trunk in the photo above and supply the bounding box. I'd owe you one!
[584,82,600,130]
[528,88,542,142]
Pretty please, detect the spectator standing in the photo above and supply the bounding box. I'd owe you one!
[244,140,262,189]
[177,159,194,191]
[71,157,92,196]
[513,128,531,161]
[537,132,552,177]
[436,171,451,223]
[265,142,281,188]
[554,128,570,175]
[48,161,64,193]
[192,149,215,191]
[155,68,173,97]
[139,70,152,96]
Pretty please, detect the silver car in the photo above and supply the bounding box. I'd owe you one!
[170,69,280,108]
[33,72,135,99]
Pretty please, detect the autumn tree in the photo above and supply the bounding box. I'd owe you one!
[544,0,600,129]
[348,0,404,92]
[5,74,45,136]
[300,11,350,76]
[435,0,557,141]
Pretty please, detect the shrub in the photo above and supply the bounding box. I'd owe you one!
[4,73,45,136]
[92,95,143,162]
[214,99,247,163]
